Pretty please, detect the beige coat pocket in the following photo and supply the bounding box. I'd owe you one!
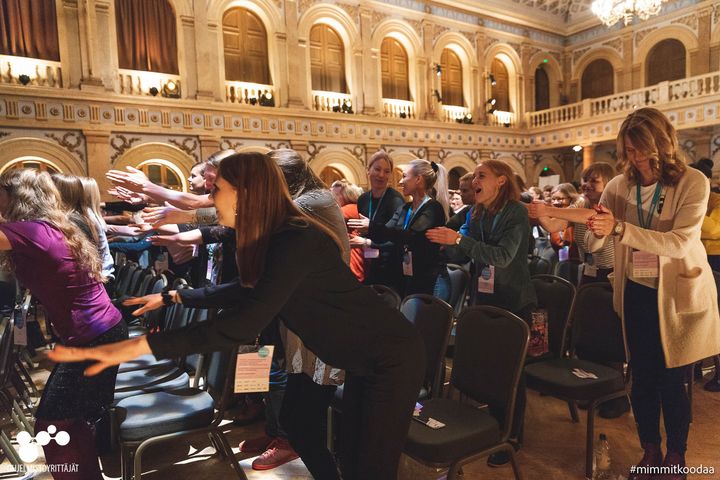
[675,268,705,314]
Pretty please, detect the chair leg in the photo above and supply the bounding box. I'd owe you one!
[120,444,133,480]
[447,462,463,480]
[209,432,226,458]
[567,400,579,423]
[508,444,524,480]
[686,371,693,423]
[585,403,596,480]
[212,428,249,480]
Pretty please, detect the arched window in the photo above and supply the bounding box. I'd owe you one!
[440,48,463,107]
[319,165,345,186]
[448,167,468,190]
[222,7,270,84]
[646,39,686,86]
[0,0,59,60]
[310,24,347,93]
[138,161,182,191]
[491,58,510,112]
[535,66,550,111]
[115,0,178,74]
[381,37,410,101]
[581,59,614,100]
[3,157,60,174]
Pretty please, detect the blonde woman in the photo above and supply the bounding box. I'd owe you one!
[530,108,720,480]
[0,169,127,480]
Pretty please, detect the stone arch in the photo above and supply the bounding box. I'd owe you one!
[371,19,423,104]
[114,142,195,191]
[485,44,523,115]
[443,154,477,177]
[207,0,284,92]
[495,155,526,182]
[528,52,563,109]
[298,4,361,106]
[236,145,272,154]
[166,0,193,17]
[0,138,85,175]
[636,26,697,84]
[433,32,478,109]
[309,148,366,186]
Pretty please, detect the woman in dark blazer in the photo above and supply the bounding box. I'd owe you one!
[49,152,424,480]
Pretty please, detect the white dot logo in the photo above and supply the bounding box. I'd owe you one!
[15,426,71,462]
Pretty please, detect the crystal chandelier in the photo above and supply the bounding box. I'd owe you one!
[591,0,667,27]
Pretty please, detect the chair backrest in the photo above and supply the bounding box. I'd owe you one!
[537,244,558,270]
[0,316,14,387]
[528,255,552,276]
[115,263,139,298]
[446,264,470,316]
[126,266,147,297]
[204,346,239,413]
[531,274,576,359]
[369,284,401,310]
[451,306,529,441]
[143,276,168,329]
[555,260,582,286]
[400,294,454,397]
[569,282,625,363]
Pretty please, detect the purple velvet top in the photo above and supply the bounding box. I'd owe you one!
[0,220,121,346]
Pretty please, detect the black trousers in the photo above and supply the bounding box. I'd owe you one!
[624,280,691,454]
[339,333,425,480]
[280,373,339,480]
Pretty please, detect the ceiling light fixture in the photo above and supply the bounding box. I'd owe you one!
[591,0,667,27]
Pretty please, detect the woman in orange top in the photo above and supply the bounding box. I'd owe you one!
[332,180,366,282]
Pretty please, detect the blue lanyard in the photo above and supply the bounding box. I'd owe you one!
[368,190,387,221]
[403,196,430,230]
[636,183,662,229]
[479,206,504,243]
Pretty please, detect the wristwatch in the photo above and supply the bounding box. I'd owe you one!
[612,221,625,237]
[161,287,175,306]
[455,233,463,245]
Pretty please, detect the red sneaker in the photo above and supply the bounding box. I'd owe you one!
[251,438,299,471]
[239,435,274,454]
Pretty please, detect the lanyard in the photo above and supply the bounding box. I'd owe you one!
[368,190,387,221]
[636,183,662,229]
[479,205,504,243]
[403,196,431,230]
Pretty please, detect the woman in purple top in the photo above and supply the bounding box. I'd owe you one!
[0,169,127,480]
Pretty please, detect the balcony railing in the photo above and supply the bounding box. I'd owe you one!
[118,69,182,97]
[441,105,471,123]
[225,81,275,106]
[0,54,62,88]
[488,110,516,127]
[312,90,353,113]
[527,71,720,129]
[382,98,416,119]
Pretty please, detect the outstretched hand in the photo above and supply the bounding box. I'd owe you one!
[47,337,152,376]
[347,214,370,233]
[587,204,616,237]
[122,293,167,316]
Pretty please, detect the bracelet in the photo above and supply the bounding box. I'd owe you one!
[161,286,175,306]
[365,238,371,247]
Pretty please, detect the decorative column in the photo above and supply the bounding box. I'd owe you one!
[58,0,83,89]
[194,7,220,101]
[360,7,380,115]
[693,7,713,76]
[621,32,634,92]
[84,130,112,200]
[77,0,105,91]
[284,0,308,108]
[583,143,596,170]
[423,21,440,121]
[178,15,199,99]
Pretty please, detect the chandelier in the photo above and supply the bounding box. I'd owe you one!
[591,0,667,27]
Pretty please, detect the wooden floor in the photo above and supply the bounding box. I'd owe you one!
[7,352,720,480]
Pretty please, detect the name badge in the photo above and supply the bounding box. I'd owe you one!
[583,264,598,278]
[477,265,495,294]
[363,247,380,259]
[234,345,274,393]
[402,250,413,277]
[558,246,570,262]
[632,250,659,278]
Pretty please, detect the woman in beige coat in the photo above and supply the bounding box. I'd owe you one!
[529,108,720,480]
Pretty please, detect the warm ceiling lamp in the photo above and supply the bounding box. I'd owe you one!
[591,0,667,27]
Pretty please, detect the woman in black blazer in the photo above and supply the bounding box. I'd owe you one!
[351,158,449,297]
[49,152,424,480]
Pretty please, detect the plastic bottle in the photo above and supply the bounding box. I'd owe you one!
[592,433,612,480]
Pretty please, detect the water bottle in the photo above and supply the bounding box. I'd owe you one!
[593,433,612,480]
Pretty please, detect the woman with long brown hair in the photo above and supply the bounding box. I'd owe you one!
[528,107,720,479]
[49,152,425,480]
[0,169,127,480]
[426,159,536,467]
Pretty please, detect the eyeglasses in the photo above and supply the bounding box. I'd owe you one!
[551,196,570,202]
